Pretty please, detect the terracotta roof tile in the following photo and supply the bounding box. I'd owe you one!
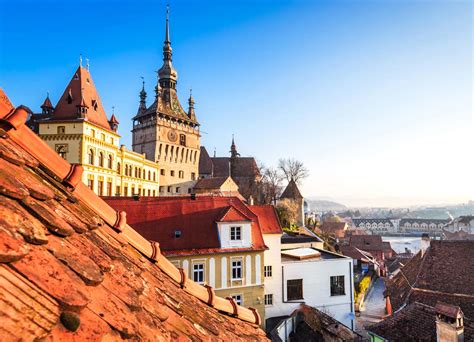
[49,66,113,132]
[0,89,267,340]
[386,240,474,321]
[250,205,283,234]
[104,196,267,255]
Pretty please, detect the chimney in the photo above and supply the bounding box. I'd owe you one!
[420,233,430,256]
[435,302,464,342]
[248,195,254,206]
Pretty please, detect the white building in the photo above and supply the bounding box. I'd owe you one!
[280,247,355,329]
[256,208,355,330]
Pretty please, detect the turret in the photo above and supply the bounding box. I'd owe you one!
[40,93,54,115]
[76,97,88,118]
[137,79,147,116]
[188,89,196,121]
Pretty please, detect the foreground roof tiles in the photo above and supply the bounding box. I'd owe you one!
[0,89,267,340]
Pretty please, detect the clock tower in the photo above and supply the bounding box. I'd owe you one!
[132,6,200,195]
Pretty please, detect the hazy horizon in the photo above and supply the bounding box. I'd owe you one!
[1,0,472,207]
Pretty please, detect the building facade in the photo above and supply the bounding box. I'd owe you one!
[29,65,160,197]
[104,196,267,321]
[132,9,200,195]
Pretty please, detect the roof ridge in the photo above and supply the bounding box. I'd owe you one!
[0,101,261,326]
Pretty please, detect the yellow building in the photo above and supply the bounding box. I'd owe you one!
[104,196,268,322]
[30,63,160,197]
[131,9,200,195]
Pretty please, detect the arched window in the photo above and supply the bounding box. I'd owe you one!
[148,170,151,180]
[98,152,104,167]
[117,162,121,174]
[88,149,94,165]
[175,147,180,163]
[57,145,67,159]
[153,172,156,181]
[108,155,113,169]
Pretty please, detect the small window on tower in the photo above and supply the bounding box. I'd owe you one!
[179,134,186,146]
[57,126,66,134]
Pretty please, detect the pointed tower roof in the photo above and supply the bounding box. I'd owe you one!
[136,79,147,116]
[109,113,119,124]
[52,65,112,132]
[187,88,196,121]
[40,93,54,110]
[230,135,240,159]
[158,5,178,84]
[280,179,303,200]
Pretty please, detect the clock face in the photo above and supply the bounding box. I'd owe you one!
[167,129,178,142]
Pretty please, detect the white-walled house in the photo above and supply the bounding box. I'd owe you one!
[280,248,355,329]
[252,205,356,330]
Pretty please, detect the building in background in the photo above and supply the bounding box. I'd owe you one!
[104,196,267,321]
[280,179,305,227]
[444,215,474,233]
[28,65,160,197]
[193,176,242,199]
[131,9,200,196]
[199,138,261,201]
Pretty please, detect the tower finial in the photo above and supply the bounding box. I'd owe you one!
[79,54,83,67]
[86,58,90,70]
[165,4,170,43]
[230,135,239,158]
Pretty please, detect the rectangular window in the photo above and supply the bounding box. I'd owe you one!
[159,186,164,192]
[287,279,303,301]
[97,180,104,196]
[115,185,120,196]
[330,276,345,296]
[264,265,273,278]
[167,186,172,193]
[106,182,112,196]
[176,187,180,193]
[170,170,175,177]
[230,226,242,241]
[193,263,205,284]
[160,169,165,176]
[191,172,196,181]
[231,260,242,280]
[57,126,65,134]
[231,294,242,306]
[87,179,94,190]
[124,185,128,196]
[264,294,273,306]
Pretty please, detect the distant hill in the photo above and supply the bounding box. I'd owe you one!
[307,199,347,212]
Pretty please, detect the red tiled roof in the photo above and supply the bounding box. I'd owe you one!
[218,205,253,222]
[0,89,267,339]
[108,113,119,124]
[211,156,261,179]
[349,235,391,252]
[104,196,267,255]
[385,240,474,320]
[50,66,113,132]
[250,205,283,234]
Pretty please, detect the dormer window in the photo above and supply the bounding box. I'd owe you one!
[74,73,79,80]
[174,230,182,238]
[230,226,241,241]
[92,100,98,111]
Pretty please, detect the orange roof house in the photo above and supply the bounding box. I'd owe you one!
[0,88,267,340]
[104,195,269,320]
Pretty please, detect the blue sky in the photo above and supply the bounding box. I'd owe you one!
[1,0,472,207]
